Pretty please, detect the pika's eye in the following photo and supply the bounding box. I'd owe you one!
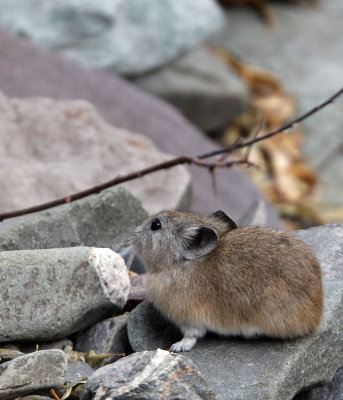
[151,218,161,231]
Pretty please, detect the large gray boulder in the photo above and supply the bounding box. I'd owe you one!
[0,90,190,215]
[133,46,249,133]
[81,349,217,400]
[0,0,224,76]
[209,1,343,211]
[0,247,130,342]
[0,29,283,228]
[127,224,343,399]
[0,187,147,253]
[0,350,67,400]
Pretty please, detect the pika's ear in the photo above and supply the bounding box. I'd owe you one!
[208,210,237,231]
[181,226,219,260]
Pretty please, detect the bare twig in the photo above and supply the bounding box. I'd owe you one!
[0,87,342,222]
[198,86,343,160]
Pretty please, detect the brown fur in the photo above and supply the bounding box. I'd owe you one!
[133,211,323,340]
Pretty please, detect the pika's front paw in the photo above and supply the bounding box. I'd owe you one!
[170,337,197,353]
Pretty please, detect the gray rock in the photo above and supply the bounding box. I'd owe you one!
[19,396,53,400]
[237,199,267,227]
[19,338,74,354]
[81,349,217,400]
[128,301,181,352]
[0,187,147,252]
[295,224,343,281]
[294,366,343,400]
[66,361,94,384]
[133,46,249,132]
[127,224,343,399]
[0,0,224,76]
[0,91,190,215]
[0,29,283,229]
[0,247,129,342]
[209,1,343,209]
[75,315,131,367]
[0,349,67,400]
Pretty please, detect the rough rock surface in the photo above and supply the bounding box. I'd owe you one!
[0,247,130,342]
[127,224,343,400]
[0,0,224,76]
[133,46,249,132]
[0,30,283,228]
[75,315,131,367]
[66,361,94,384]
[0,350,67,400]
[0,187,147,253]
[294,366,343,400]
[0,90,190,214]
[209,1,343,208]
[81,349,217,400]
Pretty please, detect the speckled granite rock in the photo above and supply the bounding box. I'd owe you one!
[81,349,217,400]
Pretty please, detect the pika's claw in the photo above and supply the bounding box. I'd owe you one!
[170,337,197,352]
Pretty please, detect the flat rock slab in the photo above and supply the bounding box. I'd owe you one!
[0,186,147,253]
[0,349,67,400]
[127,224,343,399]
[0,30,282,228]
[0,247,129,342]
[0,90,190,214]
[81,349,217,400]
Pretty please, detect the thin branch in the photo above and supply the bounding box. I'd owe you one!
[198,86,343,160]
[0,156,252,221]
[0,87,342,221]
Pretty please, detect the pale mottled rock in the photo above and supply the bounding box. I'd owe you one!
[0,91,190,215]
[81,349,217,400]
[0,247,129,342]
[0,350,67,400]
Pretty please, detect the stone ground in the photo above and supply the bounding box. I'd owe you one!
[209,0,343,208]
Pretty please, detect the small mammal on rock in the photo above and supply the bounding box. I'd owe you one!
[131,210,323,352]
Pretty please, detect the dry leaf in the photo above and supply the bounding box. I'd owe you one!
[214,48,320,228]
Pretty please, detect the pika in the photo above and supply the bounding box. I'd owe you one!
[131,210,323,352]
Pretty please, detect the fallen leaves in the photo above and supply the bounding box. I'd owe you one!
[212,47,321,229]
[66,349,125,368]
